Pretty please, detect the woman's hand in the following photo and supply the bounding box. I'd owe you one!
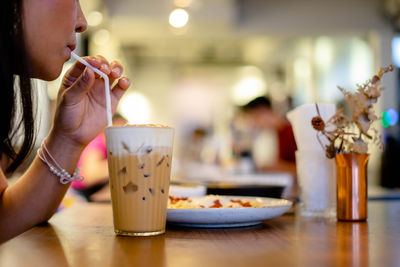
[51,55,131,149]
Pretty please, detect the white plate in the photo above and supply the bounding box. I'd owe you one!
[167,196,292,228]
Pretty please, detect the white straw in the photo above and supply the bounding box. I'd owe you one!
[70,52,112,127]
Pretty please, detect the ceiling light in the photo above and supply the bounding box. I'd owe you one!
[169,9,189,28]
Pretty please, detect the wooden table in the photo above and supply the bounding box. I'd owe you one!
[1,201,400,267]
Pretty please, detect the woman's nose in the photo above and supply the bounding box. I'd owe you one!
[75,3,88,33]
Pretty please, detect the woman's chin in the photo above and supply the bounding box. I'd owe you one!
[46,72,62,81]
[34,66,63,81]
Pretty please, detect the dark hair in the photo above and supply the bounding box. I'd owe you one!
[241,96,271,111]
[1,0,36,173]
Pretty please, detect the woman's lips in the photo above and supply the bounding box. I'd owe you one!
[67,44,76,51]
[65,44,76,59]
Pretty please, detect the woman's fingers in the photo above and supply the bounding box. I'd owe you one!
[111,77,131,102]
[60,55,129,106]
[84,56,124,85]
[85,56,111,78]
[64,55,121,87]
[109,61,123,85]
[62,55,109,88]
[63,67,95,105]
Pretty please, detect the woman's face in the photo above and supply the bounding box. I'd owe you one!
[23,0,87,80]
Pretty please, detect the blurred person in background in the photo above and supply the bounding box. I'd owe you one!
[238,96,297,176]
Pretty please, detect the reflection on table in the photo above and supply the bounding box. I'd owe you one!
[1,201,400,267]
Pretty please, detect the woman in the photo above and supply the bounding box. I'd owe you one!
[0,0,130,242]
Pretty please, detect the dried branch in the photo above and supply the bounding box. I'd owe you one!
[311,65,393,158]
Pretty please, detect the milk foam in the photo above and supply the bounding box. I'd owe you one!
[105,126,174,154]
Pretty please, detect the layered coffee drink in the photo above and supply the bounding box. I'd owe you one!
[105,124,174,236]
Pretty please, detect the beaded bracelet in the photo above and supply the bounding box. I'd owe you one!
[37,141,84,185]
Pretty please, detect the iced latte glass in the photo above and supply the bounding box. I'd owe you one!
[105,125,174,236]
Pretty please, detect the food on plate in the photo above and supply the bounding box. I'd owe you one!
[168,195,267,209]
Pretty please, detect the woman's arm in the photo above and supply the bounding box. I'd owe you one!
[0,135,83,242]
[0,56,130,243]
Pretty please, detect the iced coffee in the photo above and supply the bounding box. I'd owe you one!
[105,124,174,236]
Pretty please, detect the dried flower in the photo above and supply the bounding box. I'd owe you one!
[311,116,325,131]
[311,65,393,158]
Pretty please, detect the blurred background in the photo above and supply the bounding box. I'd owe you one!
[28,0,400,202]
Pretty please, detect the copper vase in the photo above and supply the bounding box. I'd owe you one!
[335,153,369,221]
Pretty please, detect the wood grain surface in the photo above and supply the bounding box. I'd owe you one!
[1,201,400,267]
